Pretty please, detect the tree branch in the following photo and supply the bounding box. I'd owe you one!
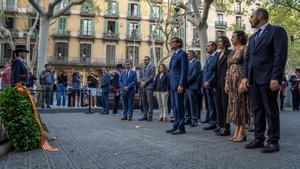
[200,0,213,25]
[28,0,46,14]
[49,0,63,10]
[0,26,15,50]
[191,0,201,18]
[177,1,199,26]
[50,0,86,20]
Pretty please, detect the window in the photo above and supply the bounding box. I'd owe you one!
[235,1,241,13]
[128,3,139,16]
[28,18,40,32]
[81,2,93,12]
[216,31,225,40]
[5,17,15,30]
[150,47,161,63]
[108,1,118,14]
[216,14,223,22]
[107,21,116,33]
[150,24,161,37]
[127,22,140,38]
[80,19,94,35]
[236,16,242,24]
[55,42,68,60]
[80,43,92,62]
[106,45,116,65]
[127,46,139,65]
[151,6,161,18]
[6,0,16,10]
[57,17,67,34]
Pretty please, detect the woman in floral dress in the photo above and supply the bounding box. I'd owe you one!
[225,30,252,142]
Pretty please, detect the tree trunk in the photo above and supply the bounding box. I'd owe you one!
[198,24,208,66]
[37,16,50,74]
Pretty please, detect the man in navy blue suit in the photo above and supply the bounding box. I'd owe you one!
[203,42,219,130]
[166,37,189,135]
[101,67,111,114]
[184,50,201,127]
[240,8,288,153]
[119,60,137,121]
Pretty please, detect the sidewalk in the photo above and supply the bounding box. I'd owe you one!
[0,110,299,169]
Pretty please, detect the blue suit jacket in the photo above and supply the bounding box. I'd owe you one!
[119,69,137,95]
[203,52,219,87]
[243,24,288,84]
[188,59,201,90]
[168,49,189,91]
[101,72,111,93]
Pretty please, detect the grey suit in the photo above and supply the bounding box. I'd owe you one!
[140,63,156,118]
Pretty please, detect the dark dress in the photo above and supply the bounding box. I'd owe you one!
[226,48,252,127]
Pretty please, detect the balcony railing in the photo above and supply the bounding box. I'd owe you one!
[52,30,71,38]
[150,15,164,22]
[104,11,119,18]
[234,8,243,14]
[127,13,141,20]
[148,35,164,44]
[78,30,96,39]
[48,56,124,66]
[150,0,163,3]
[126,34,142,42]
[103,32,119,41]
[234,23,246,30]
[80,9,96,17]
[215,21,227,29]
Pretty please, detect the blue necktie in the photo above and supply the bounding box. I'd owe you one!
[254,29,262,47]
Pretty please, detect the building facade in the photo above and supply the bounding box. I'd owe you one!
[1,0,260,73]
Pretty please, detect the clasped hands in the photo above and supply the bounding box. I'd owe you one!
[238,78,280,94]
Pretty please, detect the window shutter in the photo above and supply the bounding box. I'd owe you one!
[137,23,141,39]
[104,19,108,33]
[108,2,112,12]
[91,20,95,35]
[128,4,131,16]
[115,21,119,35]
[80,19,83,34]
[116,2,119,14]
[138,4,141,16]
[126,23,130,36]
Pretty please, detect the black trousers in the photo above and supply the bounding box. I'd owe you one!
[291,90,300,110]
[249,82,280,144]
[279,92,285,110]
[113,92,120,114]
[215,83,229,129]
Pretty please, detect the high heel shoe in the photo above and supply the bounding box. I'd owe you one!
[233,135,247,142]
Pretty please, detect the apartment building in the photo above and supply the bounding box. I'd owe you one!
[1,0,260,73]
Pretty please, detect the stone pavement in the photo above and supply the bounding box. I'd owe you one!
[0,110,299,169]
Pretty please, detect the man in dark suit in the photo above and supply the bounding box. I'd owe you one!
[240,8,288,153]
[111,64,123,114]
[139,56,156,121]
[11,45,29,86]
[184,50,201,127]
[289,69,300,111]
[101,67,111,114]
[166,37,189,135]
[119,60,137,121]
[203,42,219,130]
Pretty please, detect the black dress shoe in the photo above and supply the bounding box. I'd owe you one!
[190,123,198,127]
[147,116,153,122]
[121,117,128,120]
[139,116,147,121]
[217,129,231,136]
[128,117,132,121]
[248,128,255,132]
[261,144,280,153]
[171,130,186,135]
[245,139,265,149]
[184,120,192,125]
[201,120,209,123]
[170,119,175,123]
[213,127,221,133]
[203,125,217,130]
[166,128,177,133]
